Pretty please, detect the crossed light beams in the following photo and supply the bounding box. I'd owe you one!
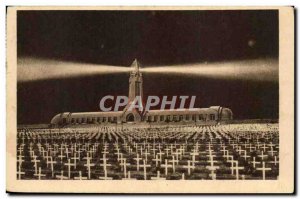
[141,58,278,82]
[17,57,130,82]
[18,57,278,82]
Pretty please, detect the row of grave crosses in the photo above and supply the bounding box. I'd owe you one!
[16,137,278,180]
[16,123,278,180]
[17,124,278,144]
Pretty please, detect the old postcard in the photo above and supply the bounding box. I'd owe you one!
[6,6,294,193]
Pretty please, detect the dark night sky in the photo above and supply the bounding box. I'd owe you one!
[17,10,279,124]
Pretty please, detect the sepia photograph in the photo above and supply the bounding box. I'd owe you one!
[6,6,294,193]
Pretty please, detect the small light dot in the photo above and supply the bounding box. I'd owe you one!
[248,39,256,47]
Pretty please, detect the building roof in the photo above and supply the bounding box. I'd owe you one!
[70,111,123,117]
[146,108,218,115]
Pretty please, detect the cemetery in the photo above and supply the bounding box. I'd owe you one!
[17,123,279,180]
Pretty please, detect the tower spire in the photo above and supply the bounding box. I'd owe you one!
[131,58,140,73]
[122,59,144,122]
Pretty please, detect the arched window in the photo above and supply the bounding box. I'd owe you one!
[179,115,183,121]
[87,118,92,124]
[166,115,170,122]
[192,115,196,121]
[126,114,134,122]
[160,115,164,121]
[186,115,190,120]
[173,115,178,122]
[199,114,203,120]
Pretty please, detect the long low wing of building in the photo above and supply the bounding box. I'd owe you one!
[51,111,123,126]
[50,106,232,126]
[145,106,233,122]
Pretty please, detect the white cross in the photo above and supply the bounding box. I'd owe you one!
[56,170,68,180]
[164,147,171,157]
[99,167,113,180]
[157,150,165,161]
[102,148,109,156]
[65,147,71,158]
[18,146,24,156]
[231,161,244,180]
[183,160,195,175]
[141,159,151,180]
[74,171,88,180]
[58,147,66,162]
[270,156,278,165]
[122,171,137,180]
[268,147,277,156]
[207,154,218,167]
[242,150,250,160]
[152,154,161,167]
[114,149,122,162]
[31,155,40,175]
[190,152,199,167]
[257,161,271,180]
[44,152,51,163]
[65,158,75,179]
[206,165,219,180]
[120,158,130,178]
[258,151,268,160]
[246,144,256,152]
[21,136,26,144]
[178,147,184,159]
[260,144,268,152]
[161,159,172,176]
[71,152,79,169]
[133,153,142,171]
[227,155,235,175]
[29,147,35,157]
[47,156,57,177]
[84,157,95,179]
[34,167,46,180]
[220,146,227,156]
[172,150,181,162]
[17,155,24,168]
[251,157,260,168]
[236,146,243,154]
[150,147,157,157]
[143,149,150,163]
[83,152,91,161]
[151,170,166,180]
[223,150,231,161]
[169,155,178,173]
[100,154,111,175]
[123,142,128,148]
[268,142,276,148]
[17,165,25,180]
